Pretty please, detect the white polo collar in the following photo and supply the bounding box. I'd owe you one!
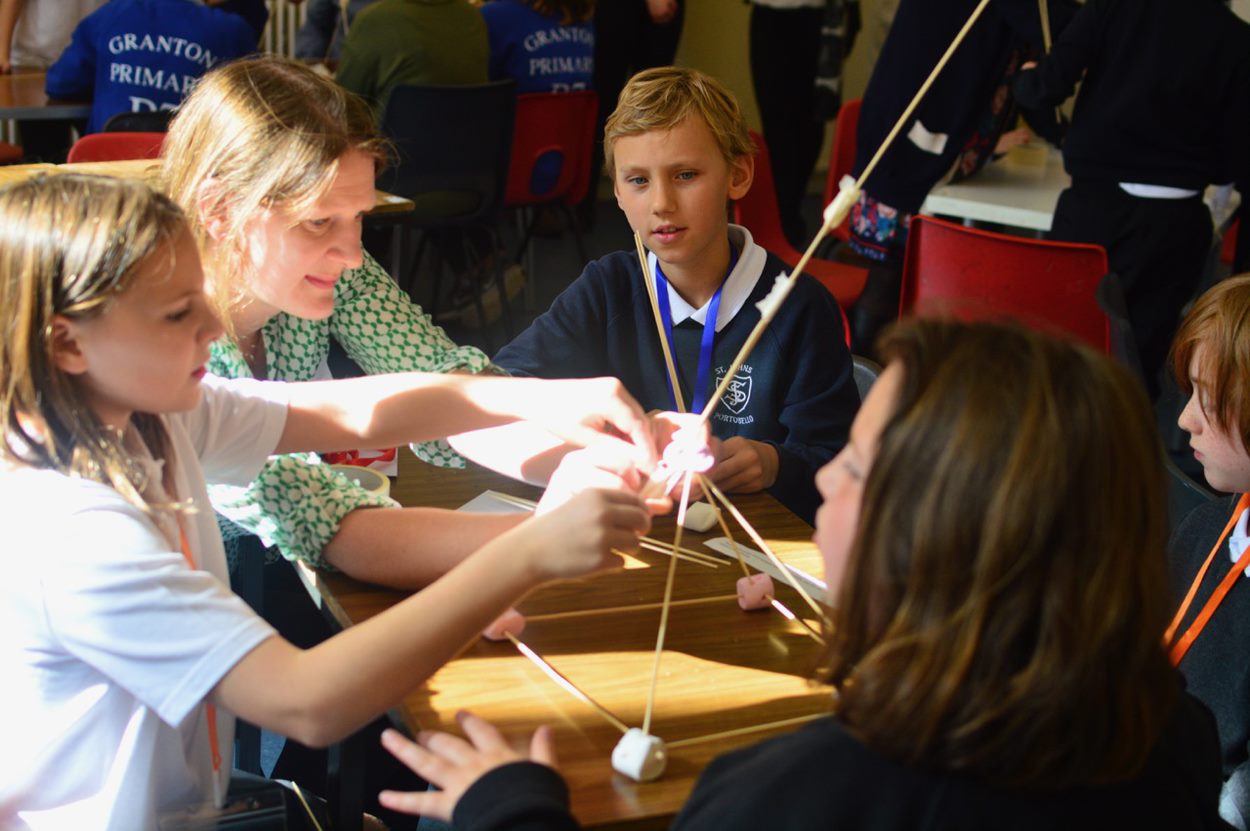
[646,224,767,333]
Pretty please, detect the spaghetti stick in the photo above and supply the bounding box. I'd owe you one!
[505,632,630,734]
[697,0,995,428]
[696,474,823,643]
[853,0,992,191]
[638,539,723,568]
[642,470,694,735]
[765,595,826,644]
[634,231,686,414]
[666,713,827,749]
[524,594,739,623]
[701,477,827,622]
[697,473,751,578]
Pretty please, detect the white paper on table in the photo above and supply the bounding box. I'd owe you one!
[458,490,536,514]
[702,537,827,600]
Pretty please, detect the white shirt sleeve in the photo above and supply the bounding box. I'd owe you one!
[40,486,275,727]
[185,376,289,487]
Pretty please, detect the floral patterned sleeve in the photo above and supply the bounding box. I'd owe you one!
[206,337,396,569]
[329,252,507,469]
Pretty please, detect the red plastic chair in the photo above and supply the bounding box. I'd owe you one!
[66,131,165,163]
[504,90,598,266]
[733,130,868,317]
[899,215,1112,352]
[1221,217,1240,266]
[821,98,861,245]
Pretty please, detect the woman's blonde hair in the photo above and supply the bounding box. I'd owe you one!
[161,55,388,338]
[603,66,754,174]
[1171,273,1250,452]
[0,174,187,511]
[822,319,1177,788]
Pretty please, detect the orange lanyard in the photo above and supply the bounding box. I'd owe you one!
[176,520,223,773]
[1165,493,1250,667]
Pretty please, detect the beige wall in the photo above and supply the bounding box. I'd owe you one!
[674,0,899,185]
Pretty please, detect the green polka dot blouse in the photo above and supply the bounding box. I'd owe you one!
[207,251,502,567]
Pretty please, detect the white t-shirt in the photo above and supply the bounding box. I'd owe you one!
[9,0,106,68]
[0,377,288,830]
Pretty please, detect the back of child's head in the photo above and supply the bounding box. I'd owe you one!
[603,66,754,174]
[161,55,387,323]
[526,0,593,24]
[0,174,185,503]
[823,319,1175,789]
[1171,273,1250,452]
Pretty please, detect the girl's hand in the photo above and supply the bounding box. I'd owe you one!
[524,488,650,580]
[525,378,657,471]
[378,712,559,821]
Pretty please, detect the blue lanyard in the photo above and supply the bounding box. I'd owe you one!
[653,246,738,413]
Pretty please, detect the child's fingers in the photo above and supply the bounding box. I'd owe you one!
[530,725,559,767]
[418,728,477,766]
[378,788,448,820]
[455,710,510,753]
[381,729,455,788]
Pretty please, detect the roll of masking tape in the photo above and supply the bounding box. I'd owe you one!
[329,464,391,499]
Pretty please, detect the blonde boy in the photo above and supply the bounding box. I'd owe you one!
[495,66,858,521]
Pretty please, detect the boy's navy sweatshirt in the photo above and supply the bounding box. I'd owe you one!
[494,226,859,523]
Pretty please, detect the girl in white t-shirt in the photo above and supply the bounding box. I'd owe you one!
[0,173,667,830]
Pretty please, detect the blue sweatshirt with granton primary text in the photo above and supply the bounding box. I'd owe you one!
[46,0,258,133]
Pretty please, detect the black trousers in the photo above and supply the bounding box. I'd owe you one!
[586,0,685,209]
[749,4,826,247]
[245,557,424,831]
[1050,181,1212,395]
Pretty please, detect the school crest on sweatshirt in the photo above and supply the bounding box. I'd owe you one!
[714,364,754,423]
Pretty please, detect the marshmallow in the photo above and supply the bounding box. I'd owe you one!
[736,573,775,611]
[481,608,526,642]
[754,273,794,319]
[611,728,667,782]
[680,501,718,533]
[822,174,861,229]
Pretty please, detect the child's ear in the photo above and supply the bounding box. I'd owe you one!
[195,179,232,244]
[49,315,89,375]
[726,155,754,202]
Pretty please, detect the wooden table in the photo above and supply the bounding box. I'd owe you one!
[300,452,831,830]
[0,158,415,214]
[0,69,89,120]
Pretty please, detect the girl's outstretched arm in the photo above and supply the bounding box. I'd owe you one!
[211,487,651,747]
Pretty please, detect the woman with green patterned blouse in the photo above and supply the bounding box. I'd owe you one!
[160,56,536,587]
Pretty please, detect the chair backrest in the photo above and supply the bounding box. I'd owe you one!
[733,130,792,262]
[852,354,881,401]
[900,215,1112,352]
[733,130,869,312]
[102,110,174,133]
[505,90,598,207]
[1222,217,1240,266]
[822,98,861,243]
[66,131,166,163]
[377,80,516,226]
